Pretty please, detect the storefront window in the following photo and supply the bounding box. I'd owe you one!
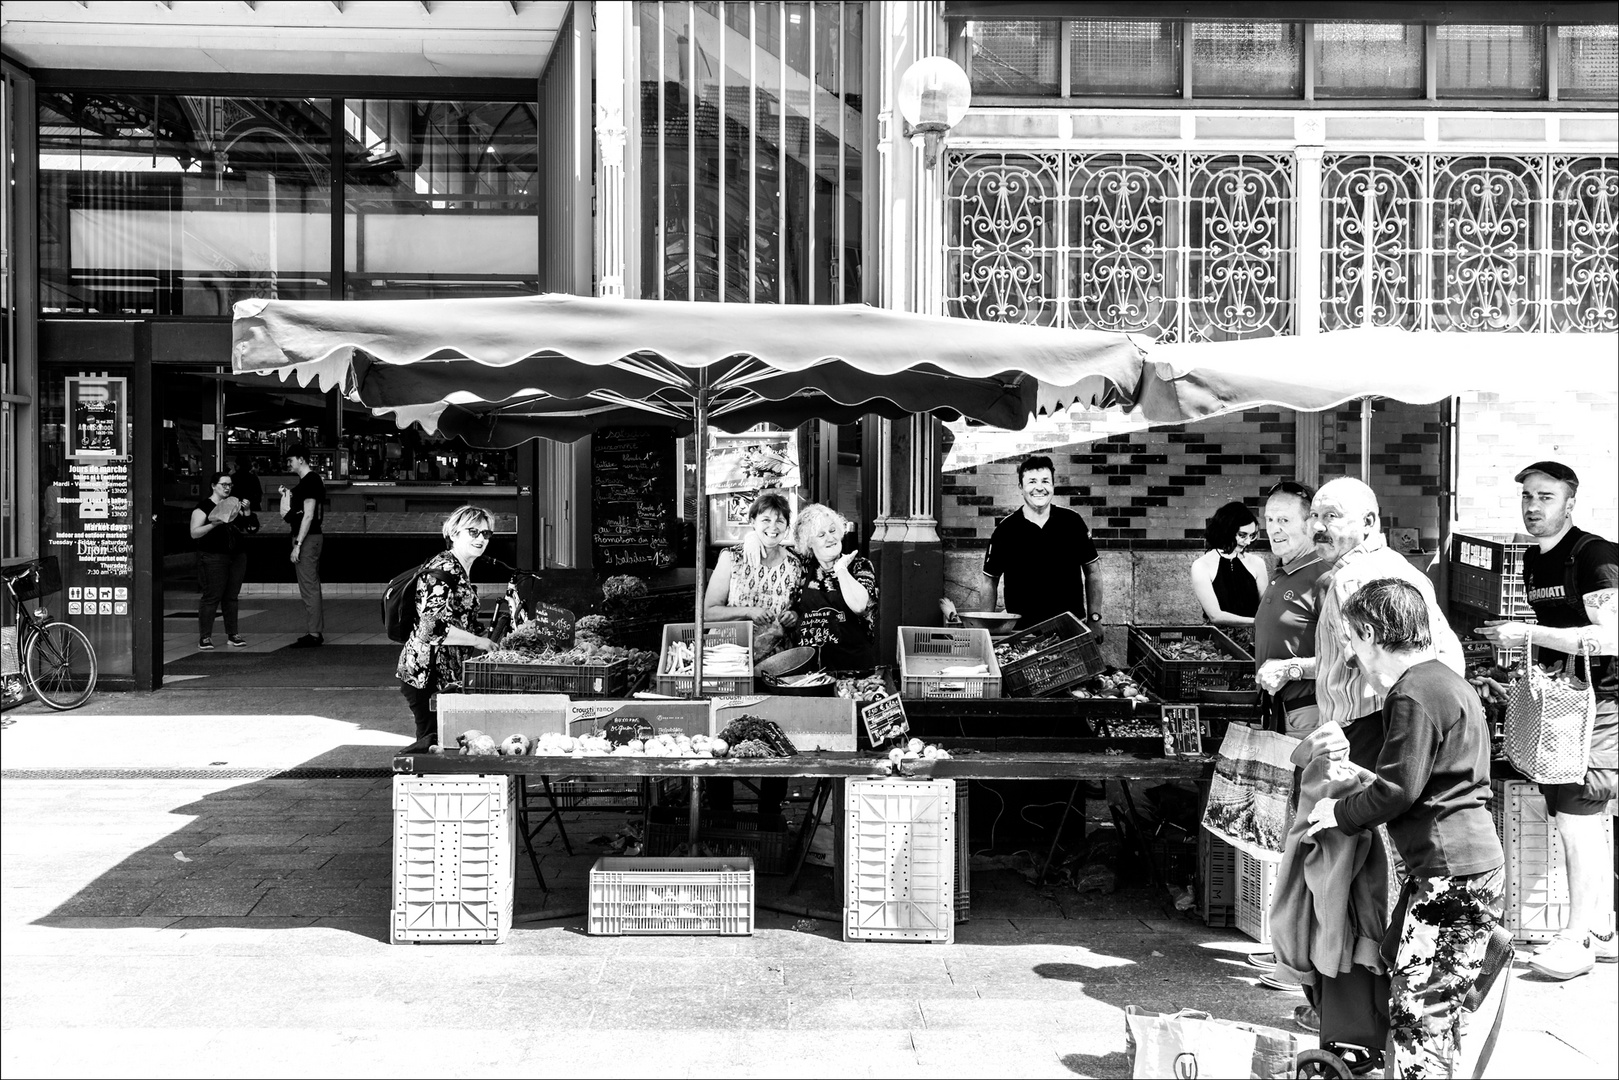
[342,99,539,299]
[38,94,334,315]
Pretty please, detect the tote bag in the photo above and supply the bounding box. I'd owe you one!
[1202,724,1300,860]
[1504,626,1595,784]
[1124,1007,1309,1079]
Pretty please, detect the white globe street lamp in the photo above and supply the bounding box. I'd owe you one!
[896,56,971,170]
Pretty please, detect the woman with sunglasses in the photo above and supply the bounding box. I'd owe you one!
[1190,501,1269,651]
[397,505,500,754]
[189,471,258,650]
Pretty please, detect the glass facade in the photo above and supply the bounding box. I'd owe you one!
[1314,23,1424,99]
[1191,21,1303,99]
[637,0,863,305]
[37,92,538,314]
[968,20,1061,97]
[1068,20,1181,97]
[1435,24,1547,99]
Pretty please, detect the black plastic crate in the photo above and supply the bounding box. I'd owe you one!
[996,613,1107,698]
[1126,625,1254,701]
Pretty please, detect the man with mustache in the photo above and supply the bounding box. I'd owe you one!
[1263,477,1463,762]
[978,454,1103,635]
[1479,461,1617,979]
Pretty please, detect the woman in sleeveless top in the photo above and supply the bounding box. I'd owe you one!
[1191,501,1268,652]
[703,491,803,656]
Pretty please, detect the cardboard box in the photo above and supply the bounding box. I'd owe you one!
[710,695,859,752]
[567,699,713,740]
[436,693,569,751]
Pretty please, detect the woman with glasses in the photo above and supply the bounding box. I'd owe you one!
[1190,501,1269,650]
[397,505,500,754]
[190,471,258,650]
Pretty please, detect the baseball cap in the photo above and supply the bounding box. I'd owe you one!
[1513,460,1579,491]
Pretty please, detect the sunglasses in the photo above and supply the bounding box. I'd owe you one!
[462,528,494,540]
[1268,480,1314,500]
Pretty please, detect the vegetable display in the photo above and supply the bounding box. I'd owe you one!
[1070,670,1152,703]
[662,639,752,677]
[716,715,798,757]
[1152,637,1230,662]
[994,629,1070,667]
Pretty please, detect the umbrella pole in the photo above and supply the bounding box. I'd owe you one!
[1360,397,1372,484]
[692,378,709,698]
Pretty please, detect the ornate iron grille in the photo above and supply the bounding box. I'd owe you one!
[946,150,1294,341]
[1322,153,1617,332]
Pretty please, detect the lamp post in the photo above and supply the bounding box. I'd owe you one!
[896,56,971,170]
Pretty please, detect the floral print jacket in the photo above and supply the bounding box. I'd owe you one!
[395,550,482,691]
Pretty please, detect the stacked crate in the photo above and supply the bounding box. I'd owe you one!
[391,775,516,944]
[1491,779,1616,943]
[844,778,957,943]
[1449,531,1535,668]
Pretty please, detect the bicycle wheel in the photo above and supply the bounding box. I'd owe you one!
[23,621,97,710]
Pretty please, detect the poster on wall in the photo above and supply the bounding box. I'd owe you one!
[48,376,134,680]
[706,430,801,546]
[65,376,128,459]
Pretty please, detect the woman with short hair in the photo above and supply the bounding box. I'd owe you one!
[398,505,499,754]
[789,503,878,674]
[1190,501,1269,646]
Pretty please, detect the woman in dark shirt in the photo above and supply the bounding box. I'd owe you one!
[398,505,500,753]
[1307,578,1503,1079]
[1190,501,1267,652]
[190,472,257,650]
[789,503,878,675]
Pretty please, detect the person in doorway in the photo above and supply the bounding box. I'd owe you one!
[1260,476,1463,760]
[1306,578,1503,1079]
[1479,461,1618,979]
[790,503,878,674]
[190,471,257,650]
[978,454,1103,636]
[280,445,326,648]
[1254,482,1332,736]
[1189,500,1268,650]
[398,505,500,755]
[229,454,263,513]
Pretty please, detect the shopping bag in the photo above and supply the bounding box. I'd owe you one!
[1201,723,1300,861]
[1124,1006,1309,1079]
[1504,627,1595,784]
[278,486,293,518]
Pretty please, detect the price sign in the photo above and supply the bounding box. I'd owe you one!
[861,692,910,749]
[1160,704,1203,758]
[602,716,657,746]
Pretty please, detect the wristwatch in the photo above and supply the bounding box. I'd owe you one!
[1087,612,1103,625]
[1285,661,1303,682]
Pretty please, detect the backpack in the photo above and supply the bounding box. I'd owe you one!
[382,561,441,644]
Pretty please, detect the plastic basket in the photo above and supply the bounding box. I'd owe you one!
[996,613,1107,698]
[391,775,515,944]
[644,817,790,874]
[1235,848,1277,945]
[1491,778,1616,943]
[654,620,754,697]
[897,627,1003,699]
[844,778,957,943]
[462,656,630,697]
[1201,831,1237,928]
[1127,625,1254,701]
[587,856,755,936]
[547,777,647,811]
[435,692,569,752]
[1450,531,1534,617]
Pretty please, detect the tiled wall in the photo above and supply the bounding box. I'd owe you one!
[1456,390,1619,542]
[940,407,1446,553]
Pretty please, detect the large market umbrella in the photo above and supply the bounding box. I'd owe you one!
[233,293,1147,689]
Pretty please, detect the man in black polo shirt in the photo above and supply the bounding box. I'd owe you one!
[978,454,1103,635]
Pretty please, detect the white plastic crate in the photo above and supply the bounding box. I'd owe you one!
[1491,778,1616,944]
[844,778,956,943]
[391,775,515,945]
[1235,848,1278,945]
[587,856,754,936]
[897,627,1002,699]
[435,692,569,752]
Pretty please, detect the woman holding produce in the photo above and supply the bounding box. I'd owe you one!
[1190,500,1269,650]
[190,471,258,650]
[703,491,803,658]
[398,505,500,754]
[790,502,879,675]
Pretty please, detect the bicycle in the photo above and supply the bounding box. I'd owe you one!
[2,555,97,711]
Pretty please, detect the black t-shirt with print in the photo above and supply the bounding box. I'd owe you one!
[983,505,1099,630]
[288,471,326,535]
[1524,525,1617,701]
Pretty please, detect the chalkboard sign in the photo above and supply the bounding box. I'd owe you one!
[602,715,657,745]
[861,693,911,748]
[1160,704,1203,758]
[591,426,677,571]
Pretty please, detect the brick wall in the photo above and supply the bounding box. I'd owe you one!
[1456,390,1619,542]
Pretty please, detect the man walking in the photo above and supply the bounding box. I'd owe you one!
[977,454,1104,636]
[1263,476,1463,763]
[281,445,326,648]
[1481,461,1617,979]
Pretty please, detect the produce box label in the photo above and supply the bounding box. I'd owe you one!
[602,715,657,745]
[568,700,710,739]
[1160,704,1203,758]
[860,693,910,748]
[711,696,858,751]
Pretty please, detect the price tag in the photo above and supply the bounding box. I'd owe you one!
[1160,704,1203,758]
[602,715,657,746]
[861,692,910,748]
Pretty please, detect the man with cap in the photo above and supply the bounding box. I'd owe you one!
[1480,461,1618,980]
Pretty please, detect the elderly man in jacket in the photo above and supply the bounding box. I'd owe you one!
[1260,477,1463,763]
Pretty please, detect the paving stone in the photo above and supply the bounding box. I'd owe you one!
[140,885,271,918]
[785,997,924,1029]
[248,886,386,918]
